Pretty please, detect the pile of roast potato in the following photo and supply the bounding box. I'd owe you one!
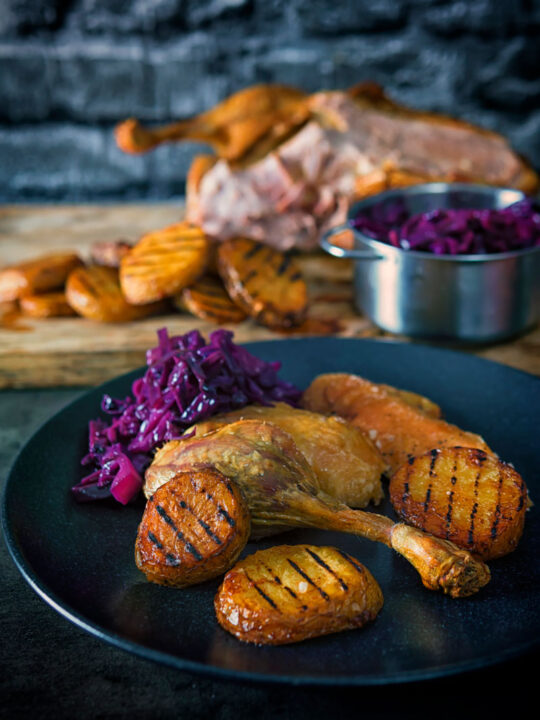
[0,223,308,330]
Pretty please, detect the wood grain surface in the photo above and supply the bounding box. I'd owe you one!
[0,203,538,388]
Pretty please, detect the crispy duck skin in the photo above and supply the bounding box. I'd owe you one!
[146,420,490,597]
[135,468,251,587]
[116,82,538,251]
[301,373,491,476]
[215,544,383,645]
[184,402,386,508]
[115,84,309,161]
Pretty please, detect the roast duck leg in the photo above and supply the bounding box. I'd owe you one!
[145,419,490,598]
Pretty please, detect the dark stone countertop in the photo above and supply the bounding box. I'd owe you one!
[0,388,537,719]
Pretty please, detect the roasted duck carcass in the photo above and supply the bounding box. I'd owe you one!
[145,419,490,597]
[116,83,539,251]
[302,373,491,476]
[183,402,386,508]
[215,544,384,645]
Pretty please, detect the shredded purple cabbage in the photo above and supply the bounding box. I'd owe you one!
[72,328,301,505]
[350,197,540,255]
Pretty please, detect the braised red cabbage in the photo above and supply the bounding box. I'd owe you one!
[73,328,301,504]
[350,197,540,255]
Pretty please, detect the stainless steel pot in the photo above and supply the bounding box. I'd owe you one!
[321,183,540,342]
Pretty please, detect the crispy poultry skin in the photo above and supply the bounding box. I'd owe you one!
[215,544,383,645]
[116,84,309,162]
[146,420,490,597]
[135,468,251,587]
[390,447,528,560]
[302,373,491,476]
[185,402,386,508]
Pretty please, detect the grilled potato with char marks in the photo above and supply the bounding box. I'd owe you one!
[120,222,210,305]
[217,238,308,329]
[66,265,166,323]
[176,274,247,324]
[390,447,528,560]
[0,252,82,302]
[215,544,383,645]
[136,468,251,587]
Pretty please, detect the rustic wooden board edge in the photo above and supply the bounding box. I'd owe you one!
[0,350,147,389]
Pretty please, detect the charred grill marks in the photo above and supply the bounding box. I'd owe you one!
[424,448,439,514]
[277,255,292,276]
[244,244,264,260]
[263,562,299,600]
[176,495,223,545]
[217,506,236,527]
[336,550,366,577]
[155,503,203,561]
[305,548,348,592]
[197,518,223,544]
[445,467,458,539]
[148,531,163,549]
[245,571,280,610]
[189,476,236,529]
[491,472,504,540]
[287,559,330,601]
[243,269,258,284]
[468,470,481,546]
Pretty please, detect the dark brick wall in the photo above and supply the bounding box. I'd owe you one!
[0,0,539,201]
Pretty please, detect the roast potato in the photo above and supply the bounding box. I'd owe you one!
[120,222,210,305]
[0,252,82,302]
[217,238,307,329]
[215,544,383,645]
[136,468,251,588]
[389,446,528,560]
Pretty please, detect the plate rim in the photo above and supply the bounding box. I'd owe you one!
[2,336,539,686]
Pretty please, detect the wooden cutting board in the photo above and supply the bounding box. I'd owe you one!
[1,204,538,388]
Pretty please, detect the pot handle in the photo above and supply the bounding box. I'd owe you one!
[320,224,382,260]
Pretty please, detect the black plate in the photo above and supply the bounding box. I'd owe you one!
[2,338,539,686]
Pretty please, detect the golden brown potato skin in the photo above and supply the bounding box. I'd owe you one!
[66,265,166,323]
[0,253,82,302]
[390,447,528,560]
[120,222,210,305]
[135,468,251,588]
[302,373,490,476]
[189,403,386,508]
[176,274,247,324]
[215,544,383,645]
[19,291,77,318]
[217,238,308,329]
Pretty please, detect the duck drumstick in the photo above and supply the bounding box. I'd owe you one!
[145,420,490,598]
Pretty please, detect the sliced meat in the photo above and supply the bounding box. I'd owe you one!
[184,87,538,250]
